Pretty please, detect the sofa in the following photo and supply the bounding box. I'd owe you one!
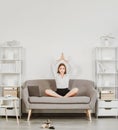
[22,79,97,121]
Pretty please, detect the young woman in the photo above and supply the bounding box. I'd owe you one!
[45,53,79,98]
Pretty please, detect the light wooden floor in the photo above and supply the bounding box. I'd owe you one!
[0,116,118,130]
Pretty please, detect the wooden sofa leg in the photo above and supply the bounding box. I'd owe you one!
[86,109,91,121]
[27,109,32,121]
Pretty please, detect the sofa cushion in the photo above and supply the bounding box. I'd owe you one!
[39,81,51,96]
[28,86,40,97]
[28,96,90,104]
[69,80,95,96]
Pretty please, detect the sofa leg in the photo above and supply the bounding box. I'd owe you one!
[27,109,32,121]
[86,109,91,121]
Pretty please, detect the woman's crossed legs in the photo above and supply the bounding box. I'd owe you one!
[45,88,79,98]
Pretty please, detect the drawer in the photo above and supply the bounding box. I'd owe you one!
[0,108,20,116]
[98,100,118,108]
[2,100,20,108]
[97,108,118,116]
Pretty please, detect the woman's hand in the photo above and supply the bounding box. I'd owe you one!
[57,53,68,63]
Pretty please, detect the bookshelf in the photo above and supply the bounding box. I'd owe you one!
[0,41,23,117]
[95,46,118,117]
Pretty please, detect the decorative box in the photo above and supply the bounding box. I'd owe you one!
[100,90,115,100]
[3,88,17,97]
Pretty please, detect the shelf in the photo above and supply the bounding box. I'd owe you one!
[97,86,116,88]
[0,59,22,61]
[95,46,118,117]
[96,46,117,49]
[98,99,118,101]
[0,46,22,48]
[0,85,20,87]
[96,59,118,62]
[97,72,117,74]
[0,42,23,117]
[0,72,21,74]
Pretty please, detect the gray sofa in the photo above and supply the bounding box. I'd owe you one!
[22,79,97,121]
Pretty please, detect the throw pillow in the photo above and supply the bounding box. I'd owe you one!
[28,86,40,97]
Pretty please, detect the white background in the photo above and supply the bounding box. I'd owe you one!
[0,0,118,81]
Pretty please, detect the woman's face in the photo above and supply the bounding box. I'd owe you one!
[58,65,66,74]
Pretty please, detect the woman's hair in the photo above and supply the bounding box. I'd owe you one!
[57,63,67,74]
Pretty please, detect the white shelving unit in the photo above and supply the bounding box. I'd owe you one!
[95,46,118,117]
[0,43,23,117]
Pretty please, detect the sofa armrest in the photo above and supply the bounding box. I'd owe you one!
[22,86,30,109]
[86,87,97,109]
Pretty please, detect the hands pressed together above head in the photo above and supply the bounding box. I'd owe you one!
[57,52,68,63]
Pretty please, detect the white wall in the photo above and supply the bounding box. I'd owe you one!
[0,0,118,81]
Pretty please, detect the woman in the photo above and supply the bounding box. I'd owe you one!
[45,53,79,98]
